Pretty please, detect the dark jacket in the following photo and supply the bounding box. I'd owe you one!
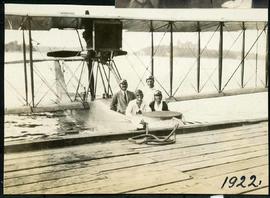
[110,90,136,114]
[149,101,169,111]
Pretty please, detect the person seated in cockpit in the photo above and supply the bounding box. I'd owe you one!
[149,90,169,111]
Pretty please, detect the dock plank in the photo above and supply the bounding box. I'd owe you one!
[152,144,268,169]
[142,136,267,162]
[126,122,267,150]
[137,129,267,154]
[4,122,268,194]
[5,143,267,192]
[48,165,190,194]
[5,127,267,172]
[186,155,268,179]
[176,149,268,172]
[5,146,138,172]
[4,140,132,160]
[244,187,269,194]
[4,157,155,188]
[133,165,268,194]
[181,165,268,194]
[5,135,266,180]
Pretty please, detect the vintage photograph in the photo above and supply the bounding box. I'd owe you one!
[3,1,268,194]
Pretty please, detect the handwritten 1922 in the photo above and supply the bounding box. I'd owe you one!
[221,175,262,189]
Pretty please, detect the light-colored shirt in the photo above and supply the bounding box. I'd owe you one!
[154,101,164,111]
[125,99,151,117]
[143,86,157,105]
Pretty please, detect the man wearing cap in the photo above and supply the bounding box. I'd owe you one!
[126,89,151,117]
[110,79,136,114]
[149,90,169,111]
[143,75,157,105]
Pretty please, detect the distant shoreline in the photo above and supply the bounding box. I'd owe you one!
[5,41,264,60]
[135,45,265,60]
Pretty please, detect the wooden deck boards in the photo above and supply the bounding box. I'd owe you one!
[4,121,268,194]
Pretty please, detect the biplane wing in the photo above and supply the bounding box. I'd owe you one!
[5,4,268,32]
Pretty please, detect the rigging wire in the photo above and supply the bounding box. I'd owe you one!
[200,29,243,92]
[37,62,73,105]
[5,78,27,105]
[135,29,169,89]
[172,32,198,75]
[30,36,48,60]
[243,74,255,88]
[64,60,84,86]
[133,29,168,90]
[190,82,197,93]
[62,60,86,102]
[33,79,46,97]
[74,60,86,101]
[223,23,237,41]
[35,60,85,106]
[62,60,86,95]
[153,30,168,55]
[255,26,259,87]
[125,56,146,87]
[26,36,65,103]
[243,28,263,89]
[124,34,170,97]
[136,67,149,90]
[173,24,220,96]
[35,80,58,106]
[124,28,167,81]
[33,65,63,102]
[32,61,75,104]
[61,61,84,102]
[221,24,267,92]
[8,30,87,106]
[76,29,84,51]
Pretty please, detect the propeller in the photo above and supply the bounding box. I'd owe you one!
[47,50,81,58]
[47,49,127,60]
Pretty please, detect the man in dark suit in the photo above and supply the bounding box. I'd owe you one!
[149,90,169,111]
[110,79,136,114]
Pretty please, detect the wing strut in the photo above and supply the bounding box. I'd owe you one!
[222,23,267,92]
[241,22,246,88]
[28,17,35,108]
[197,22,201,93]
[169,21,173,98]
[150,21,154,76]
[265,26,268,88]
[22,30,29,105]
[218,22,224,93]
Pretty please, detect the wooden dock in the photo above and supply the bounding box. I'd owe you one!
[4,121,268,194]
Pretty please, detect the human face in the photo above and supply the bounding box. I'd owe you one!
[146,79,154,88]
[154,95,162,104]
[136,93,143,104]
[120,82,128,91]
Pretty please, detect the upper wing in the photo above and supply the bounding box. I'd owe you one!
[5,4,268,32]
